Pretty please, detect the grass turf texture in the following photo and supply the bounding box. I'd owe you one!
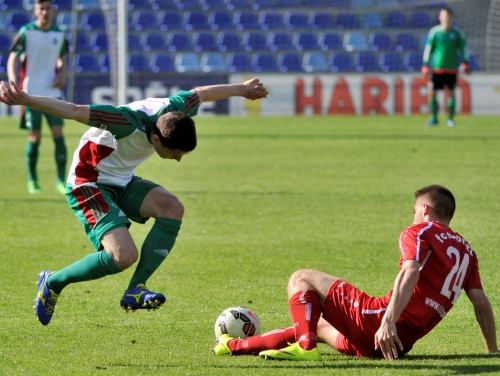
[0,114,498,375]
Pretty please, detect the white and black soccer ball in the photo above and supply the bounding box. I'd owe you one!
[214,306,261,339]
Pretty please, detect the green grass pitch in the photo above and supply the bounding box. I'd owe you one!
[0,114,499,375]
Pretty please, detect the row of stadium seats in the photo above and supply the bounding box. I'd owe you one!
[4,0,433,12]
[68,51,426,74]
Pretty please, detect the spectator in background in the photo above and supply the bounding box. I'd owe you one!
[7,0,69,194]
[421,7,469,127]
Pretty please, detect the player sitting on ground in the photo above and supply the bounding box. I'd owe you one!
[213,185,498,360]
[0,78,268,326]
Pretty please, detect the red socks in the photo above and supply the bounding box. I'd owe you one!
[228,290,321,354]
[289,290,321,350]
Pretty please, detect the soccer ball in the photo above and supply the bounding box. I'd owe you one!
[214,306,261,339]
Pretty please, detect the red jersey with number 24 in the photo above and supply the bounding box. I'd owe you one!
[397,221,482,342]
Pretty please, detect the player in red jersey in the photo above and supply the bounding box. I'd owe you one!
[213,185,498,360]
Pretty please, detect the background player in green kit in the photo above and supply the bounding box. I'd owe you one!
[7,0,68,194]
[0,78,268,326]
[421,7,469,127]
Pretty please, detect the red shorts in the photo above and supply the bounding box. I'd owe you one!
[323,280,413,358]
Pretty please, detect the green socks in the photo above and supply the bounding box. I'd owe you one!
[47,250,120,294]
[127,217,182,289]
[448,97,455,120]
[430,96,438,121]
[25,141,39,182]
[54,136,67,182]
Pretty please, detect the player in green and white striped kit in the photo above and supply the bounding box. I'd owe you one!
[0,77,268,326]
[7,0,69,194]
[421,7,469,127]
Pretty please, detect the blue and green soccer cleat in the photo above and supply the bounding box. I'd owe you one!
[259,342,320,361]
[120,284,166,311]
[28,180,42,194]
[212,334,234,356]
[34,270,59,325]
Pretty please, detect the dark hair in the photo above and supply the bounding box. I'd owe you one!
[415,185,456,221]
[441,7,453,16]
[35,0,53,3]
[153,111,197,152]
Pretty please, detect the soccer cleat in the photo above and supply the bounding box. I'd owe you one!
[259,342,320,361]
[447,119,456,127]
[28,180,42,194]
[55,181,67,195]
[34,270,59,325]
[120,284,166,311]
[426,118,438,126]
[212,334,234,356]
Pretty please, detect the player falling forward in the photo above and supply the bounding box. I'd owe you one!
[213,185,498,360]
[0,78,268,325]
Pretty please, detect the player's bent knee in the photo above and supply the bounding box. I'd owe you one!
[156,194,184,219]
[109,247,138,270]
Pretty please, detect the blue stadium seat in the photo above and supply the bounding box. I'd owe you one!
[302,52,328,72]
[274,0,299,7]
[343,32,369,52]
[184,11,210,30]
[97,53,109,73]
[0,33,12,51]
[268,32,293,51]
[74,33,92,52]
[0,14,6,31]
[352,0,373,7]
[80,12,105,31]
[89,32,108,52]
[234,11,259,30]
[56,11,73,30]
[259,12,283,30]
[385,11,406,28]
[253,0,273,10]
[318,32,342,51]
[131,11,157,31]
[325,0,349,7]
[226,0,252,10]
[128,54,149,72]
[336,13,359,29]
[369,32,391,51]
[76,0,99,9]
[175,52,201,72]
[242,32,267,52]
[284,11,309,30]
[158,12,183,31]
[128,33,142,52]
[201,0,227,10]
[127,0,150,9]
[1,0,24,10]
[395,32,418,51]
[380,52,404,72]
[217,32,241,52]
[151,0,177,9]
[468,55,480,71]
[54,0,73,9]
[74,53,99,73]
[0,54,7,74]
[328,52,352,72]
[354,52,379,72]
[177,0,201,10]
[277,52,303,72]
[227,53,253,72]
[410,11,432,28]
[375,0,399,7]
[419,32,428,50]
[293,32,318,51]
[252,53,277,72]
[201,52,226,72]
[403,52,422,72]
[361,13,383,29]
[141,32,165,51]
[150,53,175,72]
[208,11,234,30]
[192,32,218,51]
[166,32,192,51]
[7,12,30,31]
[300,0,323,7]
[310,12,335,30]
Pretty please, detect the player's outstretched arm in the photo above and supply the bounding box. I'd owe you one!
[466,288,499,353]
[192,78,268,103]
[0,80,90,124]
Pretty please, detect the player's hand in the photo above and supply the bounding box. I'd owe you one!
[241,78,268,100]
[374,321,403,361]
[421,65,429,77]
[0,80,29,106]
[459,62,470,74]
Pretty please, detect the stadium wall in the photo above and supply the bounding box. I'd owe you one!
[1,73,499,117]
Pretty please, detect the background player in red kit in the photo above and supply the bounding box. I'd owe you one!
[213,185,498,360]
